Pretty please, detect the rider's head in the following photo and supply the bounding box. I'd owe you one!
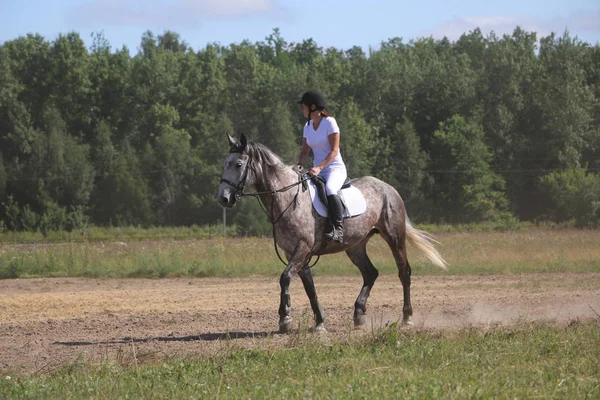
[298,90,327,119]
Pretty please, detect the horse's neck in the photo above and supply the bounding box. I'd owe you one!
[255,165,298,213]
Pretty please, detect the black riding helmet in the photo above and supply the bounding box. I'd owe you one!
[298,90,327,111]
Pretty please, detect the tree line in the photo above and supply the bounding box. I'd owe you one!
[0,27,599,234]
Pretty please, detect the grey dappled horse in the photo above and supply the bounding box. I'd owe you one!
[218,134,447,333]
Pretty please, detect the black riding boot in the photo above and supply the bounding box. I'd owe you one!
[325,194,344,243]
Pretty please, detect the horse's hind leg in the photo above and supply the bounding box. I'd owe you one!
[381,234,413,325]
[377,208,414,325]
[346,237,379,327]
[298,268,326,332]
[398,256,413,326]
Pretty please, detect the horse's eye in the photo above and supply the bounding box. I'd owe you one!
[236,162,243,169]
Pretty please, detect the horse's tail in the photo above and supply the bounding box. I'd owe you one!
[405,217,448,270]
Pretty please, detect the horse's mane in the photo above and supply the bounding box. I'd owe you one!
[245,141,288,179]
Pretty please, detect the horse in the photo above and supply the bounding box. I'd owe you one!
[217,133,447,333]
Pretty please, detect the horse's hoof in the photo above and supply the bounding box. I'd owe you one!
[313,323,327,333]
[402,318,414,326]
[279,317,293,334]
[354,314,366,327]
[354,310,367,327]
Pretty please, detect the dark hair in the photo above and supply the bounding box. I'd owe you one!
[305,110,333,126]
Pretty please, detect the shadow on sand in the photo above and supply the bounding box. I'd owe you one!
[55,330,279,346]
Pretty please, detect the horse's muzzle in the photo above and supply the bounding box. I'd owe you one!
[218,195,236,208]
[217,186,236,208]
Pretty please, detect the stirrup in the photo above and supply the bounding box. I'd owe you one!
[325,227,343,243]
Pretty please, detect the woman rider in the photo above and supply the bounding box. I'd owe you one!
[296,90,347,243]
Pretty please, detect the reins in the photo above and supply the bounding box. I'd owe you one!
[242,172,321,269]
[221,157,320,269]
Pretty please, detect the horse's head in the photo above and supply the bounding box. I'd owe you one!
[218,133,251,208]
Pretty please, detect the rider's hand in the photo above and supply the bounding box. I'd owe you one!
[309,166,322,176]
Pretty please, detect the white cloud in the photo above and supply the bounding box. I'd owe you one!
[67,0,285,28]
[423,10,600,41]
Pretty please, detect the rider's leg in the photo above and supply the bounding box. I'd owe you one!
[322,167,347,243]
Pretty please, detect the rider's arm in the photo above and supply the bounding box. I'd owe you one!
[317,133,340,169]
[309,133,340,176]
[316,133,340,170]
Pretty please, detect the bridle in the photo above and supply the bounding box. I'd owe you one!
[219,156,254,200]
[220,153,307,205]
[219,151,319,268]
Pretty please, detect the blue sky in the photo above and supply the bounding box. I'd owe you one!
[1,0,599,52]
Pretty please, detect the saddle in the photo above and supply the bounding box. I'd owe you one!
[302,174,367,219]
[309,175,351,208]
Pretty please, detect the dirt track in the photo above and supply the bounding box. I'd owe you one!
[1,273,599,374]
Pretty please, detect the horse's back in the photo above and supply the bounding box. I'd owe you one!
[347,175,406,219]
[350,176,403,202]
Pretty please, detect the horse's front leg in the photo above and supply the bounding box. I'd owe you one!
[298,267,326,332]
[278,258,310,333]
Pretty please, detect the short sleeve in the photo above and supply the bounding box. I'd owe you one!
[326,117,340,135]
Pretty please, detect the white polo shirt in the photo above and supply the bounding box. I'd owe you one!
[303,117,345,170]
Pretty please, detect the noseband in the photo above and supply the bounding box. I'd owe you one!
[220,156,253,199]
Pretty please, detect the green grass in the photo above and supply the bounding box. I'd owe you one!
[1,321,598,399]
[0,222,532,245]
[0,224,228,244]
[1,228,599,279]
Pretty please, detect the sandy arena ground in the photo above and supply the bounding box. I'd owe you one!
[1,273,599,374]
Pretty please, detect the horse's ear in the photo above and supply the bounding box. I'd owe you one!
[227,133,237,147]
[240,133,247,152]
[227,133,241,153]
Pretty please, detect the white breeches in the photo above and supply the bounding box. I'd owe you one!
[320,165,347,196]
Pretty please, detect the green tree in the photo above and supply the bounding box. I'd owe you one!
[144,104,193,225]
[0,155,6,202]
[188,113,234,226]
[1,34,52,129]
[88,31,133,138]
[538,168,600,227]
[336,101,379,178]
[408,37,478,152]
[37,107,95,207]
[96,143,153,226]
[259,100,297,162]
[389,120,429,213]
[0,42,40,157]
[49,32,93,140]
[223,42,263,133]
[431,115,512,223]
[513,31,597,219]
[535,32,596,169]
[1,28,599,230]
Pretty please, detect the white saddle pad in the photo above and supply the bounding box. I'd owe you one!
[307,180,367,218]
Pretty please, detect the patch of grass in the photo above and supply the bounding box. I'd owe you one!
[0,221,529,245]
[0,224,231,244]
[0,228,599,279]
[1,322,598,399]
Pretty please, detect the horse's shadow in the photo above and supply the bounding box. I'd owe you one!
[55,331,278,346]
